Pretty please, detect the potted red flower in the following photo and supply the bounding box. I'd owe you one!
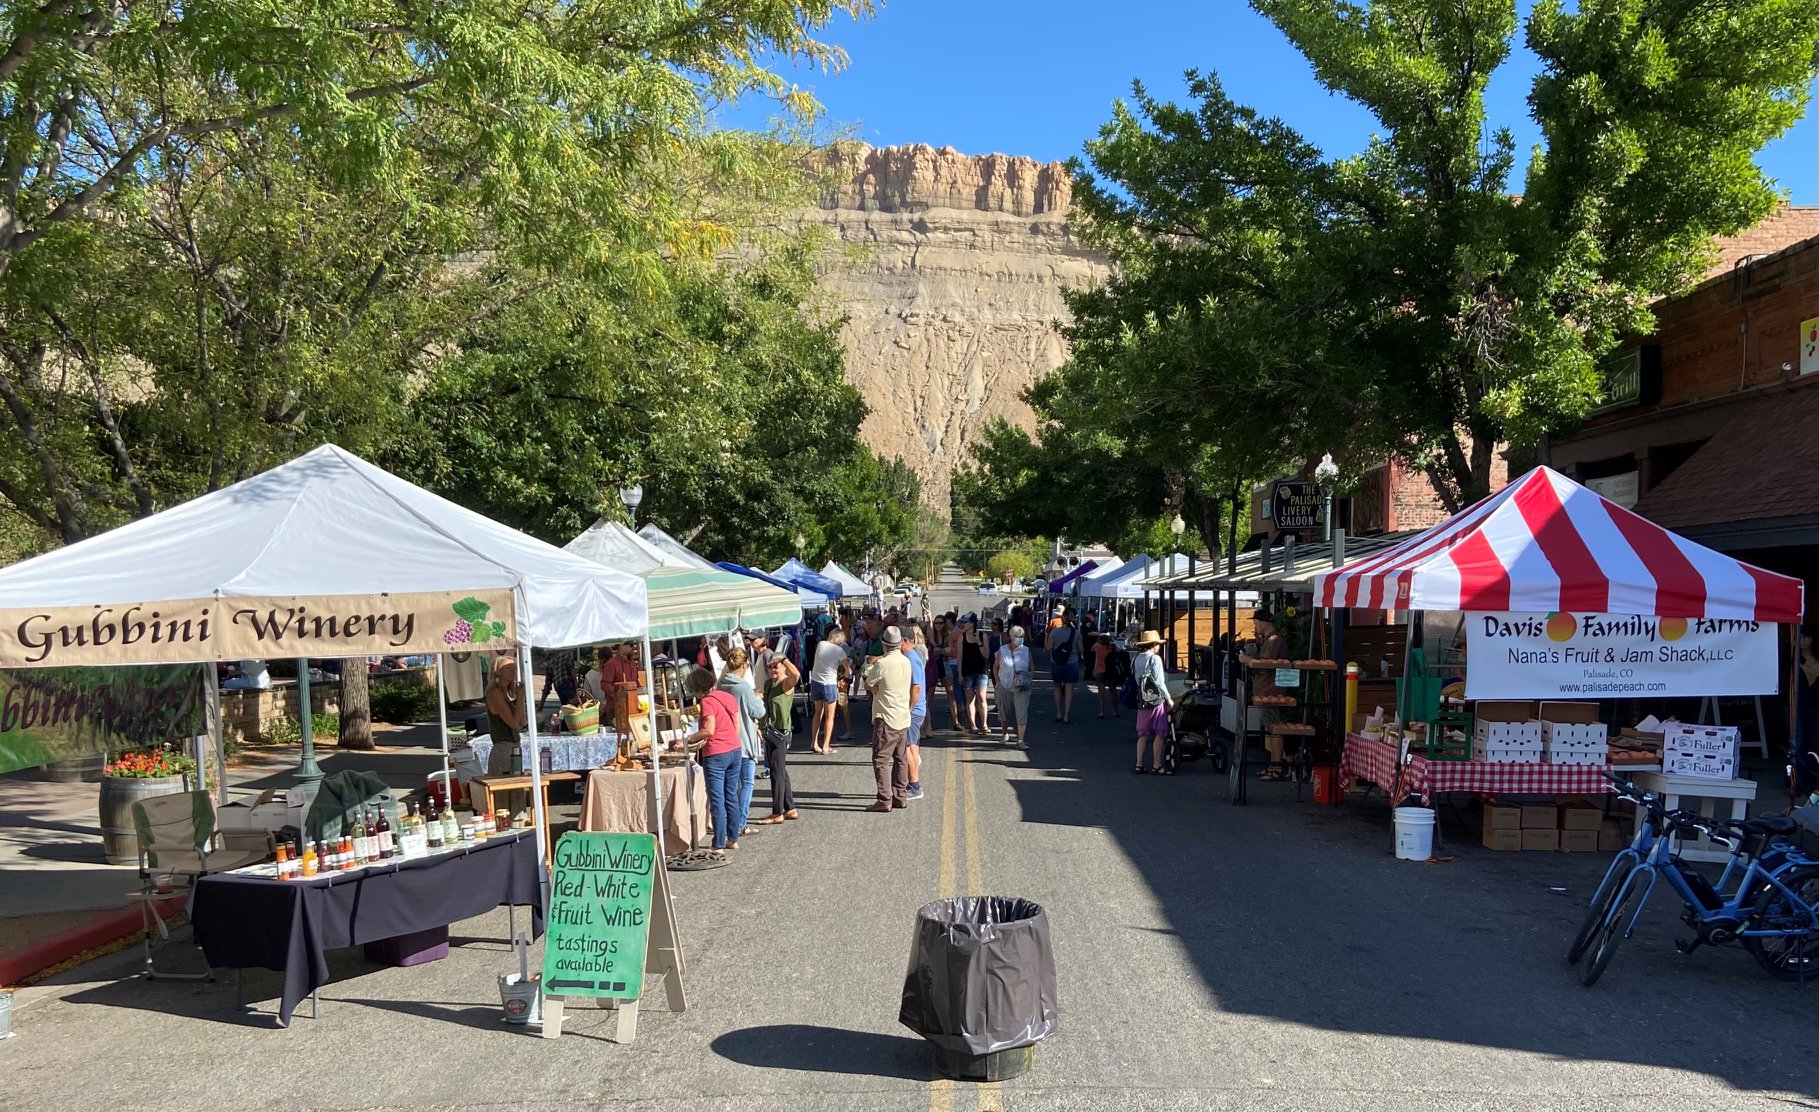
[99,744,199,866]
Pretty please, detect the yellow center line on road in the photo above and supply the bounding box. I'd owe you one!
[930,745,961,1112]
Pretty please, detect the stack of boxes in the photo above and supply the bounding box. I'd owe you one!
[1482,798,1629,852]
[1471,701,1543,763]
[1661,723,1740,780]
[1539,701,1609,766]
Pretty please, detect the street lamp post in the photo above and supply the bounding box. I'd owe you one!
[618,483,644,525]
[1315,452,1340,544]
[794,532,807,558]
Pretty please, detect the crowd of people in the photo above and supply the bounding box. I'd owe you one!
[478,591,1201,861]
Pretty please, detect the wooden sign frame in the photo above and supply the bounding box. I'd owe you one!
[542,851,686,1042]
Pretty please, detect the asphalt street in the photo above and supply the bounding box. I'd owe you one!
[4,583,1815,1111]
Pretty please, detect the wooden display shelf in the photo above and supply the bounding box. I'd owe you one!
[1266,722,1317,736]
[1242,658,1338,671]
[1252,695,1298,707]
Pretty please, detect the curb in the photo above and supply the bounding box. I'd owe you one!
[0,897,182,987]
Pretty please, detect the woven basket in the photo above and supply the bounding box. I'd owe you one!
[560,703,601,735]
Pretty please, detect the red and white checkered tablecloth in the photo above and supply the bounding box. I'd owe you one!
[1342,734,1613,804]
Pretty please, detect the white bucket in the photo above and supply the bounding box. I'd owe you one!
[0,989,13,1039]
[498,973,542,1024]
[1394,807,1436,861]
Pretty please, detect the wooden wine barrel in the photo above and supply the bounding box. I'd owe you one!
[98,775,186,866]
[45,754,105,783]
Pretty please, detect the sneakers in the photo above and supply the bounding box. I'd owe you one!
[906,783,925,800]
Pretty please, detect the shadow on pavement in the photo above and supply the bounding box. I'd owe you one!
[1013,684,1817,1095]
[711,1024,937,1080]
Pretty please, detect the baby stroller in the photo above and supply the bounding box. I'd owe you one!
[1167,680,1230,773]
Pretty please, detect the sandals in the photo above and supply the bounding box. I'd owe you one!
[782,810,800,821]
[1133,765,1148,775]
[1258,767,1290,782]
[754,815,787,825]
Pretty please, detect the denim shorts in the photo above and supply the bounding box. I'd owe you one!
[963,674,989,693]
[908,712,926,748]
[810,682,838,704]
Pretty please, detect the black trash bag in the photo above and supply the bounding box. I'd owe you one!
[899,896,1059,1056]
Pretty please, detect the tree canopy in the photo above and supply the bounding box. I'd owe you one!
[964,0,1818,543]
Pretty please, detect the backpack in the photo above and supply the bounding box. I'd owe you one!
[1118,674,1140,709]
[1051,626,1075,665]
[1138,666,1167,708]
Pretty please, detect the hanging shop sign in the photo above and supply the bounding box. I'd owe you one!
[0,590,516,668]
[1270,481,1324,534]
[1465,611,1778,700]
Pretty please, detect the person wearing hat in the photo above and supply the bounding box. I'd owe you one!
[862,624,920,811]
[1249,609,1291,780]
[1131,629,1175,773]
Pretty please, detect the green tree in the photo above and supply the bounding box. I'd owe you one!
[998,0,1816,521]
[983,550,1038,583]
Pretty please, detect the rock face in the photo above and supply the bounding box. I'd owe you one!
[798,143,1111,509]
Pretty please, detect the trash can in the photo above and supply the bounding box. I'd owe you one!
[899,896,1059,1081]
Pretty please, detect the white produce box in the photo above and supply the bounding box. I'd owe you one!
[1541,721,1609,747]
[1544,748,1608,766]
[1471,741,1545,764]
[1661,724,1738,779]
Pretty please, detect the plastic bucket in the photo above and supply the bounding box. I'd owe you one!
[498,973,541,1024]
[1394,807,1435,861]
[1311,765,1343,805]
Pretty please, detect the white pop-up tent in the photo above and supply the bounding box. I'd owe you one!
[565,518,668,578]
[819,561,873,599]
[0,444,650,867]
[637,523,719,571]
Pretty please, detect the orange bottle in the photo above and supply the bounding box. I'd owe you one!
[300,841,318,878]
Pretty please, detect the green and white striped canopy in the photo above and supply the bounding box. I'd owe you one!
[644,566,803,641]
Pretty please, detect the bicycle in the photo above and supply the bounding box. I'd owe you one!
[1566,772,1819,986]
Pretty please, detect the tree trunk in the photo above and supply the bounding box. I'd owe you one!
[339,665,373,750]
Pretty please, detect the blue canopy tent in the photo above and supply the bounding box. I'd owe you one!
[769,558,843,607]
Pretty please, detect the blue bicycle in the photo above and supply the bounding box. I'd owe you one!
[1566,772,1819,986]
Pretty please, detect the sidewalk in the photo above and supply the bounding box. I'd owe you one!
[0,721,463,977]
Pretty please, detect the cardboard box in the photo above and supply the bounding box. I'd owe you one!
[1521,828,1560,851]
[1542,722,1610,747]
[1663,752,1737,779]
[1520,804,1558,830]
[220,787,306,832]
[1559,804,1604,831]
[1484,802,1523,831]
[1473,700,1543,746]
[1561,829,1600,853]
[1538,701,1600,724]
[1598,818,1627,852]
[1483,828,1524,851]
[1472,741,1545,763]
[1544,748,1608,766]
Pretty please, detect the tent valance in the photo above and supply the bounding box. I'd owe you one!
[1311,467,1805,622]
[769,559,842,607]
[0,445,648,667]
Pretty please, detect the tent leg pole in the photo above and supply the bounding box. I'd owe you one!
[520,644,550,906]
[642,636,664,859]
[437,655,452,810]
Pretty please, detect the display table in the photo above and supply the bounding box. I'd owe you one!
[1630,771,1760,864]
[1342,733,1615,804]
[580,764,707,851]
[466,771,581,865]
[191,831,542,1025]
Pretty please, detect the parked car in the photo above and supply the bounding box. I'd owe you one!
[976,581,1000,595]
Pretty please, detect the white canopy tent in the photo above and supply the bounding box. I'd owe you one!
[819,561,873,599]
[637,523,720,571]
[1079,555,1155,600]
[565,518,668,578]
[0,444,651,871]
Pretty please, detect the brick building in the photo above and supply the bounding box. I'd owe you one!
[1547,231,1819,598]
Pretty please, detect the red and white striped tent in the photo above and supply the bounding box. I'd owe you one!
[1311,467,1804,622]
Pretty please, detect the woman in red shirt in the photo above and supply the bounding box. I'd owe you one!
[684,667,744,853]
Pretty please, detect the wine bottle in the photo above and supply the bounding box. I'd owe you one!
[425,796,444,850]
[376,806,394,859]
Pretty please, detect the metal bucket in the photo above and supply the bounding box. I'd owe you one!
[497,973,541,1024]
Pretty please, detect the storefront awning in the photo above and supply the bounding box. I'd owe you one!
[1312,466,1804,622]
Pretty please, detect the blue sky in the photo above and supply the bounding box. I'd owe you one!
[721,1,1818,204]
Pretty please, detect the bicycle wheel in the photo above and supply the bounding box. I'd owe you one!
[1567,856,1635,966]
[1741,866,1819,981]
[1581,871,1646,987]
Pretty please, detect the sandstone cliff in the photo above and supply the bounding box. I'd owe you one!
[798,143,1111,509]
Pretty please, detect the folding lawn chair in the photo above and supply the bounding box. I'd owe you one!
[130,791,272,979]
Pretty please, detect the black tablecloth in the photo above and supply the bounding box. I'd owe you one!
[191,831,543,1024]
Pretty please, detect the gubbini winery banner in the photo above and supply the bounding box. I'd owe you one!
[1465,611,1778,700]
[0,590,517,669]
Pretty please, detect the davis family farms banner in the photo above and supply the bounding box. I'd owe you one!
[0,590,516,669]
[0,664,204,774]
[1465,612,1778,700]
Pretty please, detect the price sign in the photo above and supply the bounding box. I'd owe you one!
[1273,668,1302,689]
[542,831,655,1000]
